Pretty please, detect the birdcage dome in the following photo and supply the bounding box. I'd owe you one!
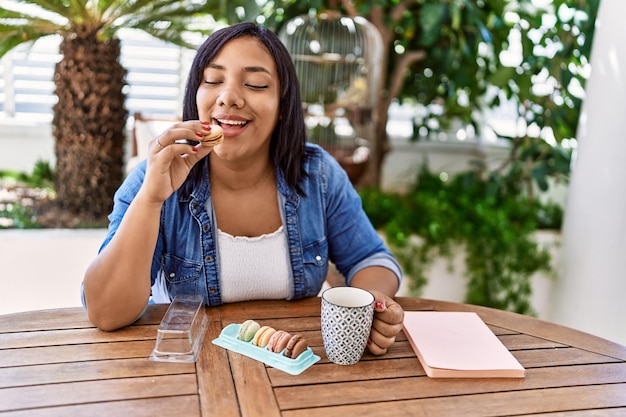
[280,12,382,110]
[280,12,382,184]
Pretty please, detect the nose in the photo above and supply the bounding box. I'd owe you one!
[216,84,244,108]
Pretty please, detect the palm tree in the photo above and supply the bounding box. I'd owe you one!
[0,0,221,223]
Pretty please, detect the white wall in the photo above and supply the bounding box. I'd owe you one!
[0,229,107,315]
[553,0,626,346]
[382,136,510,192]
[0,120,55,172]
[0,121,135,173]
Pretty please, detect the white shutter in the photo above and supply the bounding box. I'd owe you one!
[0,31,189,122]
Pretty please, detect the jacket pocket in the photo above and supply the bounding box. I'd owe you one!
[162,254,202,295]
[302,239,328,267]
[302,239,329,297]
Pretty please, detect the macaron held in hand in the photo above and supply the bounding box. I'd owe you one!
[200,124,223,147]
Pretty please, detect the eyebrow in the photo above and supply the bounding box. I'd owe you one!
[207,63,272,75]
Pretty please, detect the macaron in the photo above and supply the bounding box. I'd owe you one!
[252,325,276,347]
[283,333,308,359]
[266,330,292,353]
[237,319,260,342]
[200,124,223,147]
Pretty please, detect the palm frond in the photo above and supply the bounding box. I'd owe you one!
[128,25,203,49]
[0,3,67,27]
[104,1,219,47]
[2,0,80,22]
[0,0,230,57]
[0,6,65,59]
[118,15,214,48]
[100,0,205,27]
[0,31,49,58]
[103,0,172,22]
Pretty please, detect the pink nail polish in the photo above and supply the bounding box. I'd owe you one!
[375,301,385,310]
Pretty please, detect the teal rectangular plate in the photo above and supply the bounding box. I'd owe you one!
[212,323,320,375]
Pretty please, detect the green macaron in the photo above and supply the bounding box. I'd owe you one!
[237,319,261,342]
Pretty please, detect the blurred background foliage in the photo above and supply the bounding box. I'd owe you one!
[359,165,563,315]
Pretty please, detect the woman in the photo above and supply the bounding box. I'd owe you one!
[83,22,404,355]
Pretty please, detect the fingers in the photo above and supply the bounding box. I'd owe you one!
[370,291,405,335]
[367,326,395,355]
[141,121,216,202]
[374,297,405,332]
[150,121,218,154]
[155,137,166,149]
[366,293,405,356]
[151,137,202,154]
[151,135,200,153]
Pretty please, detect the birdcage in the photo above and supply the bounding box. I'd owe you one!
[280,12,383,183]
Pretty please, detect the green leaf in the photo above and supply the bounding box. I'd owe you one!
[419,2,445,47]
[488,67,516,88]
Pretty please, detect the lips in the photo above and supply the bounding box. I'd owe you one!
[213,117,248,137]
[215,118,248,127]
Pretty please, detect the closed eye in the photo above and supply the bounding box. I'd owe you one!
[203,81,267,90]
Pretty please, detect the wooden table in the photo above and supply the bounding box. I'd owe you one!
[1,297,626,416]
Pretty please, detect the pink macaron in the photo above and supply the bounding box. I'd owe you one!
[266,330,292,353]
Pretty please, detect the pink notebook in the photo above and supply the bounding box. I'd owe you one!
[403,311,526,378]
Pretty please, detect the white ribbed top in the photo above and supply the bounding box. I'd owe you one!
[218,225,291,303]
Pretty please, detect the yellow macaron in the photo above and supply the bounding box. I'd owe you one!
[252,325,277,347]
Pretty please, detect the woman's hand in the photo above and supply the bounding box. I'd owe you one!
[141,121,217,204]
[367,290,405,355]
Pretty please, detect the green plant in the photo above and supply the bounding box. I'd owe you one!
[0,159,54,188]
[30,159,55,188]
[0,161,54,229]
[360,165,563,315]
[0,201,40,229]
[0,160,55,189]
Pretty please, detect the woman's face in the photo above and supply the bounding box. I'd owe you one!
[196,36,280,163]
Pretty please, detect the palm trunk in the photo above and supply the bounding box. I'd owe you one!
[52,26,127,222]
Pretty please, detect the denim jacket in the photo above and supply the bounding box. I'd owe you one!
[99,143,402,306]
